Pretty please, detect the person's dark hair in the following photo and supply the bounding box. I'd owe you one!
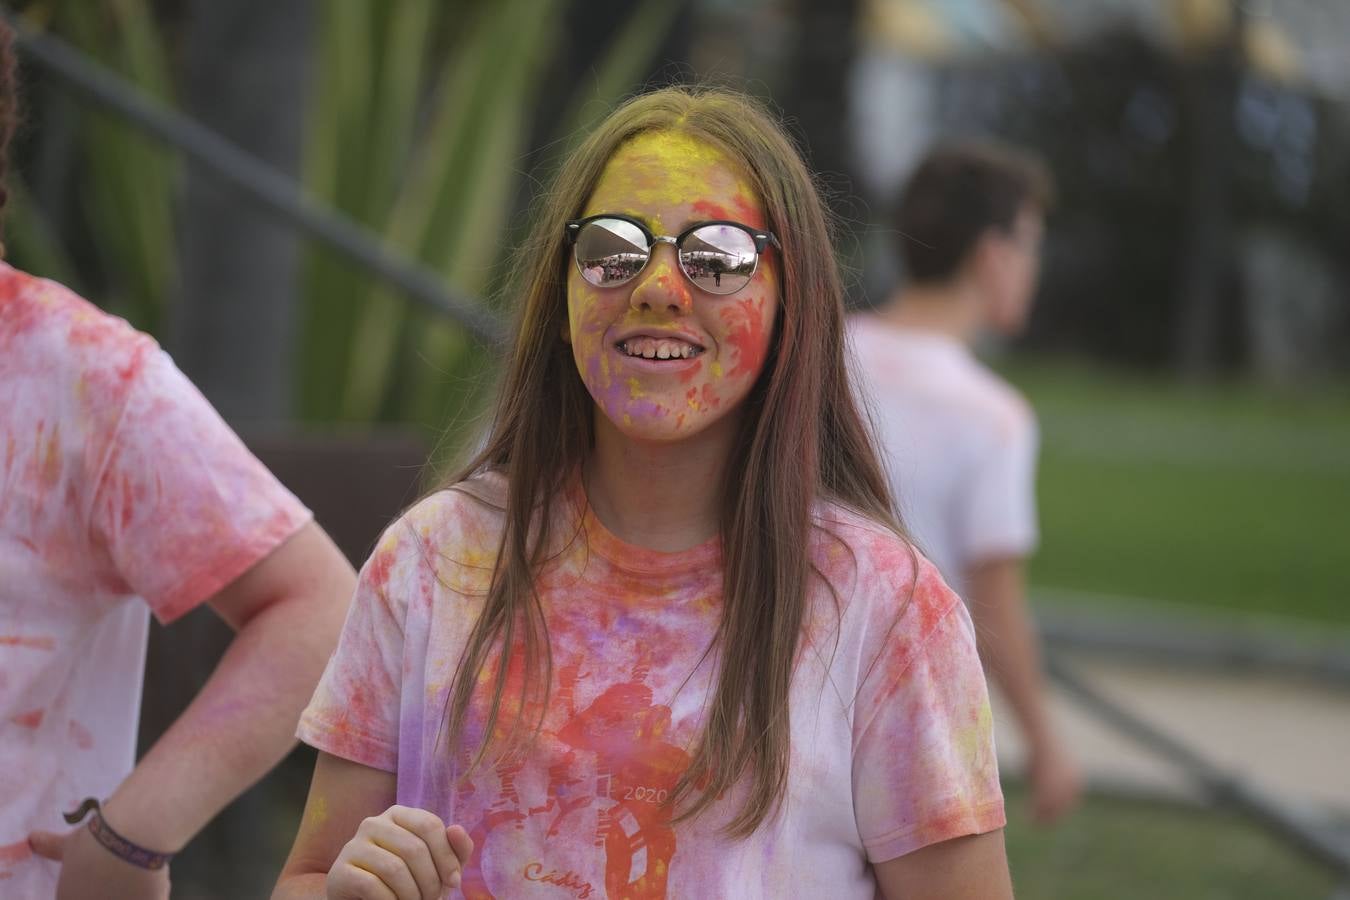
[895,140,1053,285]
[435,85,902,837]
[0,18,19,257]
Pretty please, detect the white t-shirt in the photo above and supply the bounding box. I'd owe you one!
[0,263,311,894]
[299,474,1005,897]
[847,315,1039,596]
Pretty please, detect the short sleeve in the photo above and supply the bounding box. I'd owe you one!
[852,579,1005,862]
[296,533,406,772]
[88,348,311,623]
[956,413,1039,567]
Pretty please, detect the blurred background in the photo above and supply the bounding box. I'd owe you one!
[4,0,1348,896]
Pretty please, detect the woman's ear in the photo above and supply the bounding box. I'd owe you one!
[560,323,572,345]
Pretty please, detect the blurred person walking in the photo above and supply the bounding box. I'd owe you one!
[0,21,356,898]
[849,141,1082,825]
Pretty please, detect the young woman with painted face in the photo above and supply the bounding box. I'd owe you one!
[275,87,1012,900]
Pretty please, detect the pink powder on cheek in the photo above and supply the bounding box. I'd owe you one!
[721,297,771,378]
[675,358,704,385]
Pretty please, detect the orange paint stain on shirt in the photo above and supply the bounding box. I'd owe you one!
[3,434,15,479]
[32,421,62,489]
[0,635,56,651]
[10,709,45,729]
[0,841,31,865]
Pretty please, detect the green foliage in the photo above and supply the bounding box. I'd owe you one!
[13,1,678,431]
[297,0,680,428]
[15,0,178,333]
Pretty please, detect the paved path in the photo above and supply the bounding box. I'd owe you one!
[992,650,1350,819]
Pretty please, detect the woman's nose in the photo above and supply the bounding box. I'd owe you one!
[629,245,692,315]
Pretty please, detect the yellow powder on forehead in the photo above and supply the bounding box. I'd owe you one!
[586,130,763,232]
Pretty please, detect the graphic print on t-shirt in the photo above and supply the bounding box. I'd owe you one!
[460,658,691,900]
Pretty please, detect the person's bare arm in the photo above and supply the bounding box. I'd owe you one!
[873,830,1013,899]
[31,522,355,897]
[273,752,473,900]
[274,753,397,898]
[965,555,1080,823]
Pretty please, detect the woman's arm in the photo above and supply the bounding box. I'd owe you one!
[273,753,395,898]
[30,523,355,900]
[873,830,1014,900]
[273,752,472,900]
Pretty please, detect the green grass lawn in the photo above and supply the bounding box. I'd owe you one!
[1002,783,1339,899]
[1000,358,1350,629]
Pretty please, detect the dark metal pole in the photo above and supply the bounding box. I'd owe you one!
[2,9,508,347]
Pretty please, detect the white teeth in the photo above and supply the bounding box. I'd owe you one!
[618,338,701,360]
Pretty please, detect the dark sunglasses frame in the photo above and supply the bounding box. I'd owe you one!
[564,213,781,294]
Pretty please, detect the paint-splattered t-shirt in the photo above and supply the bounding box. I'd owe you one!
[0,263,311,893]
[300,473,1004,898]
[848,316,1039,597]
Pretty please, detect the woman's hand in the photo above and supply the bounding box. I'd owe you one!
[326,805,473,900]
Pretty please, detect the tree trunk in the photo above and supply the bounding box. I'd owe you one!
[1173,3,1245,376]
[169,0,312,422]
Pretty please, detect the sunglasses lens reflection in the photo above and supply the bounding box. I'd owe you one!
[679,224,757,295]
[575,218,650,287]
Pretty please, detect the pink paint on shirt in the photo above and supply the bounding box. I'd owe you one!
[299,473,1003,897]
[0,262,312,894]
[68,720,95,750]
[10,709,44,729]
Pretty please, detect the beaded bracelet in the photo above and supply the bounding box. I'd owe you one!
[63,798,175,871]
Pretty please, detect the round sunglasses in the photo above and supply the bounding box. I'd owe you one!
[565,214,781,296]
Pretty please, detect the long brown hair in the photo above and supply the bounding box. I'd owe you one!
[441,86,899,836]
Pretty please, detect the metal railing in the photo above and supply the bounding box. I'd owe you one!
[1,8,508,347]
